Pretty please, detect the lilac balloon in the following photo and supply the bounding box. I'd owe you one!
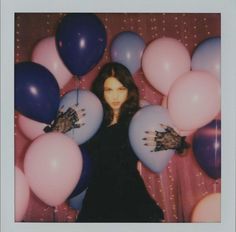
[111,31,145,74]
[192,119,221,179]
[129,105,175,173]
[191,37,221,80]
[59,89,103,144]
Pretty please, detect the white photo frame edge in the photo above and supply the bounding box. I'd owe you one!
[1,0,236,232]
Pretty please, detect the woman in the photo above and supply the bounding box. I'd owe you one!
[47,62,188,222]
[76,62,164,222]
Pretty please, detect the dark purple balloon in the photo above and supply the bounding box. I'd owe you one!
[15,62,60,124]
[192,119,221,179]
[56,13,107,76]
[69,145,92,199]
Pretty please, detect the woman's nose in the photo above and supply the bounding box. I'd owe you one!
[112,91,119,100]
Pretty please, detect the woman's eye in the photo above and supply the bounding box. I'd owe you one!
[119,87,127,91]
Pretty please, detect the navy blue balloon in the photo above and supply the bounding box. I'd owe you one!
[69,145,92,199]
[56,13,107,76]
[192,119,221,179]
[15,62,60,124]
[69,189,87,211]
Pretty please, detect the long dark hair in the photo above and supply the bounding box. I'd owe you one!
[92,62,140,126]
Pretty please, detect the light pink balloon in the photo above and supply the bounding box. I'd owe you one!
[161,96,168,108]
[18,114,47,140]
[168,71,221,131]
[15,167,30,222]
[216,111,221,120]
[142,37,191,95]
[24,132,82,207]
[178,129,195,137]
[162,96,194,136]
[32,36,72,88]
[191,193,221,222]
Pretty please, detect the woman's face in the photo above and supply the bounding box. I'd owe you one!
[104,77,128,112]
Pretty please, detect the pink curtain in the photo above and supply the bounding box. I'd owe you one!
[15,13,221,222]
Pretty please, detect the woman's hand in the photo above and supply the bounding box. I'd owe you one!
[44,105,86,133]
[142,124,190,154]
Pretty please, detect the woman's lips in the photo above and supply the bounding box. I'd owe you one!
[112,102,120,106]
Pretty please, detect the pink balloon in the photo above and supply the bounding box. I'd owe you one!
[161,96,194,136]
[24,133,82,207]
[18,114,46,140]
[32,36,72,88]
[142,37,191,95]
[15,167,30,222]
[216,111,221,120]
[191,193,221,222]
[168,71,221,131]
[161,96,168,108]
[178,129,195,137]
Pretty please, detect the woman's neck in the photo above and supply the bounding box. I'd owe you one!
[109,110,120,126]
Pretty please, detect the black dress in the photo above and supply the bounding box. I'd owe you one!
[77,121,164,222]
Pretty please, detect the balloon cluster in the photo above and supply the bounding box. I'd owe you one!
[14,12,221,221]
[128,37,221,223]
[14,13,106,221]
[129,36,221,175]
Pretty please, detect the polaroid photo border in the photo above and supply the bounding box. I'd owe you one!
[1,0,236,232]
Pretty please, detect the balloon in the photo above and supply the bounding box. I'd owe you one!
[192,119,221,179]
[142,37,191,95]
[32,36,73,88]
[24,133,83,207]
[56,13,107,76]
[59,89,103,145]
[162,96,195,136]
[15,167,30,222]
[161,96,168,108]
[191,37,221,81]
[111,31,145,74]
[18,114,46,140]
[69,145,92,198]
[178,129,195,137]
[191,193,221,222]
[168,71,221,131]
[129,105,175,173]
[15,62,60,124]
[69,189,87,211]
